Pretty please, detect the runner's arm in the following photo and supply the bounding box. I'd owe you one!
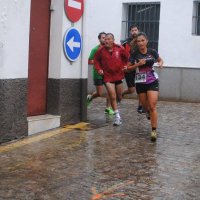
[157,57,164,68]
[123,59,146,72]
[94,50,104,75]
[88,59,94,65]
[88,47,98,65]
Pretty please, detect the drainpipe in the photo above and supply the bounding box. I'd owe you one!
[80,1,87,122]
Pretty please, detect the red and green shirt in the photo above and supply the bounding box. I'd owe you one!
[94,44,128,82]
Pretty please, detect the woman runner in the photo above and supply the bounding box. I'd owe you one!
[123,32,164,141]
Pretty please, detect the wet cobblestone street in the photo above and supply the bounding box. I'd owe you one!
[0,98,200,200]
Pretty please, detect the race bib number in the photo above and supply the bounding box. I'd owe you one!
[135,72,146,83]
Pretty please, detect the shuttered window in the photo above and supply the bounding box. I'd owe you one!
[122,2,160,50]
[192,1,200,35]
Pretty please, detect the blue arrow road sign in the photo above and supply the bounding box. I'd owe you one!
[63,27,82,62]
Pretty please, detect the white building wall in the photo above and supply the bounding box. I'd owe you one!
[85,0,200,69]
[0,0,31,79]
[159,0,200,68]
[49,0,87,79]
[86,0,123,51]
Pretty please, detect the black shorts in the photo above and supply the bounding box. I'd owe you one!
[94,79,104,86]
[109,80,123,85]
[136,80,159,94]
[125,71,136,88]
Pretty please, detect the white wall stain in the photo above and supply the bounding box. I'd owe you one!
[0,6,7,37]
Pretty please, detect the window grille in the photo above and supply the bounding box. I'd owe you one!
[192,1,200,35]
[122,2,160,50]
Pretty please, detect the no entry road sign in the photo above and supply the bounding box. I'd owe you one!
[63,27,82,62]
[65,0,84,23]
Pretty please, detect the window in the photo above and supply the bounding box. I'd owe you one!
[192,1,200,35]
[122,2,160,50]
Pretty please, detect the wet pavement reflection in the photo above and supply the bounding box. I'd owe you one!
[0,98,200,200]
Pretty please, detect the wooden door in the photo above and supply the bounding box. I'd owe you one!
[28,0,51,116]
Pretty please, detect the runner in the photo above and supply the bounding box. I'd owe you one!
[87,32,114,115]
[94,33,128,126]
[123,32,164,141]
[121,25,144,113]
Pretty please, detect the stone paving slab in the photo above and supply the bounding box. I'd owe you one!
[0,98,200,200]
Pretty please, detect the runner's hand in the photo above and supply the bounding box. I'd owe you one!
[157,57,164,69]
[122,66,128,72]
[137,59,146,66]
[158,60,164,68]
[98,69,104,75]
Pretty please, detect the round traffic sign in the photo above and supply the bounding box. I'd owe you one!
[64,0,84,23]
[63,27,82,62]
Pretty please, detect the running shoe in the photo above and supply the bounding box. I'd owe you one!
[87,94,92,106]
[104,107,114,115]
[137,105,146,114]
[146,111,150,120]
[113,116,122,126]
[150,130,157,142]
